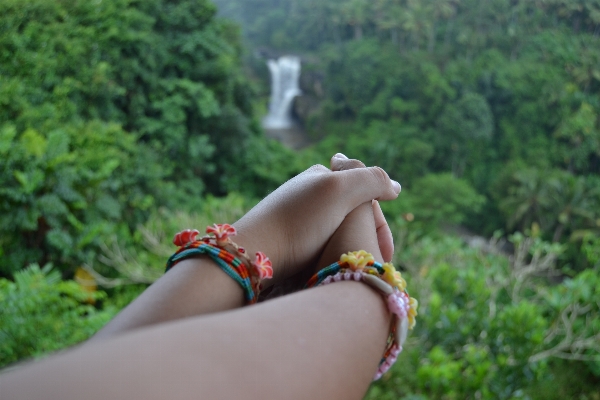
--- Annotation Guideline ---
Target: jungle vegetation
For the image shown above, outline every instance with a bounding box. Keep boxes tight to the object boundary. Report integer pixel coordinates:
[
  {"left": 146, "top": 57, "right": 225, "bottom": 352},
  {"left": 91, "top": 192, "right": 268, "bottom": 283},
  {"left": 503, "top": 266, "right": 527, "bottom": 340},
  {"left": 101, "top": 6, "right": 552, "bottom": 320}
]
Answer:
[{"left": 1, "top": 0, "right": 599, "bottom": 398}]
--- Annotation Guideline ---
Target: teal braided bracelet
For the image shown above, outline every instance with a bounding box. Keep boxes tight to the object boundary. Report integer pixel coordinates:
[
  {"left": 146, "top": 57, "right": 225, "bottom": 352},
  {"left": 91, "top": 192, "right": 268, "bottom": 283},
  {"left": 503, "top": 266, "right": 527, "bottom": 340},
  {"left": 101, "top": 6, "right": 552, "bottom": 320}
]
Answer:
[
  {"left": 166, "top": 225, "right": 273, "bottom": 305},
  {"left": 166, "top": 242, "right": 255, "bottom": 303}
]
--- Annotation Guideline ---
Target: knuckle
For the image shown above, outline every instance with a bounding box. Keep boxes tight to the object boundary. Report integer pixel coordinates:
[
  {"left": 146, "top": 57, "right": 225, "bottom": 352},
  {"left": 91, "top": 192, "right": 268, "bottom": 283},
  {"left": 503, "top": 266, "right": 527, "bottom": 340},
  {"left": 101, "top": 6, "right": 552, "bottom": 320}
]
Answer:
[
  {"left": 320, "top": 170, "right": 344, "bottom": 192},
  {"left": 340, "top": 159, "right": 366, "bottom": 170},
  {"left": 308, "top": 164, "right": 329, "bottom": 174},
  {"left": 369, "top": 166, "right": 390, "bottom": 187}
]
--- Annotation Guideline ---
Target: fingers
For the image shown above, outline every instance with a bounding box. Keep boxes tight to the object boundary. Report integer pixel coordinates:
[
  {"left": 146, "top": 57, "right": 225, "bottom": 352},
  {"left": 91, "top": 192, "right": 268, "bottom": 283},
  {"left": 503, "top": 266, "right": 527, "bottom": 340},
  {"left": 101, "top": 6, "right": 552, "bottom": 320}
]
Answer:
[
  {"left": 333, "top": 166, "right": 401, "bottom": 214},
  {"left": 330, "top": 153, "right": 395, "bottom": 262},
  {"left": 343, "top": 202, "right": 382, "bottom": 259},
  {"left": 373, "top": 200, "right": 394, "bottom": 262},
  {"left": 330, "top": 153, "right": 401, "bottom": 204},
  {"left": 330, "top": 153, "right": 365, "bottom": 171},
  {"left": 233, "top": 153, "right": 400, "bottom": 281},
  {"left": 316, "top": 201, "right": 383, "bottom": 270}
]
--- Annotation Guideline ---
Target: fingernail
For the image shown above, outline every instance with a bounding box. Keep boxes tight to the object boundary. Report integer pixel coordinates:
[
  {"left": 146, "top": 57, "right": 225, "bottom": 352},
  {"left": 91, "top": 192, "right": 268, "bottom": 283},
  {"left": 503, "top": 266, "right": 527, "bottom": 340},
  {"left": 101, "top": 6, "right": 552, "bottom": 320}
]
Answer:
[
  {"left": 392, "top": 180, "right": 401, "bottom": 194},
  {"left": 333, "top": 153, "right": 348, "bottom": 159}
]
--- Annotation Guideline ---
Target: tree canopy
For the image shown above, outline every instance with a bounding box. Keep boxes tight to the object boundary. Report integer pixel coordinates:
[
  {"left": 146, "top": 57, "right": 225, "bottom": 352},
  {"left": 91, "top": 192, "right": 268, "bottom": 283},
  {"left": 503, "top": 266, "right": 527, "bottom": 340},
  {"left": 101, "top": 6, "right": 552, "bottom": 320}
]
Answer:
[
  {"left": 216, "top": 0, "right": 600, "bottom": 259},
  {"left": 0, "top": 0, "right": 302, "bottom": 276}
]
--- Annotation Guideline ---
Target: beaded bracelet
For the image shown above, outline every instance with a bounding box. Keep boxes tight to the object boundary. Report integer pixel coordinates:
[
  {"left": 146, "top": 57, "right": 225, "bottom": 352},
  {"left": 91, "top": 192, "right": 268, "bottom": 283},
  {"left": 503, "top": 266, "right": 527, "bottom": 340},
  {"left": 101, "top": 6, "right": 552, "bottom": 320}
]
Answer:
[
  {"left": 304, "top": 250, "right": 418, "bottom": 380},
  {"left": 166, "top": 224, "right": 273, "bottom": 304}
]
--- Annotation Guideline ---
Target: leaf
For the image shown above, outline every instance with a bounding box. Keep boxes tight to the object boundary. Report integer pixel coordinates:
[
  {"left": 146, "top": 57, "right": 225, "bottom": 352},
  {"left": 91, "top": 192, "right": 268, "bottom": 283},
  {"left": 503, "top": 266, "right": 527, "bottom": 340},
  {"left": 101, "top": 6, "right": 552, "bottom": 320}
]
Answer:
[
  {"left": 76, "top": 223, "right": 107, "bottom": 249},
  {"left": 66, "top": 213, "right": 85, "bottom": 231},
  {"left": 13, "top": 170, "right": 29, "bottom": 187},
  {"left": 20, "top": 129, "right": 47, "bottom": 158},
  {"left": 95, "top": 193, "right": 122, "bottom": 219},
  {"left": 13, "top": 169, "right": 45, "bottom": 193},
  {"left": 46, "top": 229, "right": 74, "bottom": 252},
  {"left": 97, "top": 159, "right": 120, "bottom": 179},
  {"left": 0, "top": 124, "right": 17, "bottom": 155},
  {"left": 45, "top": 129, "right": 71, "bottom": 164},
  {"left": 37, "top": 194, "right": 69, "bottom": 217}
]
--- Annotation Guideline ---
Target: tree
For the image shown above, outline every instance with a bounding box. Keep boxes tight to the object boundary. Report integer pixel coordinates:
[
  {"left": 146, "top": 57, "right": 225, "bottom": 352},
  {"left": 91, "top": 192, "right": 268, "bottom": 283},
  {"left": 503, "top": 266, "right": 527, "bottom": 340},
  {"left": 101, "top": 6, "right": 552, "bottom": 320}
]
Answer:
[
  {"left": 498, "top": 168, "right": 555, "bottom": 232},
  {"left": 0, "top": 0, "right": 261, "bottom": 275}
]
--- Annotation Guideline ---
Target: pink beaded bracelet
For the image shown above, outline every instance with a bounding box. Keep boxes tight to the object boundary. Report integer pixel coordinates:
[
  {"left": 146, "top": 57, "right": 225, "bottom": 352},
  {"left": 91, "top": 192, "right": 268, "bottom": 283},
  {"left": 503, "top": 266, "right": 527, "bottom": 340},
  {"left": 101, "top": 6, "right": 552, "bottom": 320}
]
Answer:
[{"left": 305, "top": 250, "right": 418, "bottom": 380}]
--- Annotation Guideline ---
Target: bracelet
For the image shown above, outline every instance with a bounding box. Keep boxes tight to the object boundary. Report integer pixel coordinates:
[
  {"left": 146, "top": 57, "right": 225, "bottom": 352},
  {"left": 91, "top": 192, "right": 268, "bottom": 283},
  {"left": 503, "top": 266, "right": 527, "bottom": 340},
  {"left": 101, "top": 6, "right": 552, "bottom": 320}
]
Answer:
[
  {"left": 165, "top": 224, "right": 273, "bottom": 304},
  {"left": 304, "top": 250, "right": 418, "bottom": 380}
]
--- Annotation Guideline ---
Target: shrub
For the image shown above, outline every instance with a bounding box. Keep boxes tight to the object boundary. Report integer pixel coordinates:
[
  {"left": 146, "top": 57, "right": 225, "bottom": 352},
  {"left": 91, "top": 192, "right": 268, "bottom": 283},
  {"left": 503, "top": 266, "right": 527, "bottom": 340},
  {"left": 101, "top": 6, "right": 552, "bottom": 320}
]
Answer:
[
  {"left": 366, "top": 233, "right": 600, "bottom": 399},
  {"left": 0, "top": 264, "right": 114, "bottom": 368}
]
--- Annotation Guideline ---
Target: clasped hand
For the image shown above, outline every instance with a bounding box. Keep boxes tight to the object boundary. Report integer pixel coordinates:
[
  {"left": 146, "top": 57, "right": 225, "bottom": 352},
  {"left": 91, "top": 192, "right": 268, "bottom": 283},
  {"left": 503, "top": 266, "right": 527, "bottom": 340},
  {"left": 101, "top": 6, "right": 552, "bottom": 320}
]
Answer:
[
  {"left": 233, "top": 154, "right": 401, "bottom": 288},
  {"left": 89, "top": 153, "right": 401, "bottom": 340}
]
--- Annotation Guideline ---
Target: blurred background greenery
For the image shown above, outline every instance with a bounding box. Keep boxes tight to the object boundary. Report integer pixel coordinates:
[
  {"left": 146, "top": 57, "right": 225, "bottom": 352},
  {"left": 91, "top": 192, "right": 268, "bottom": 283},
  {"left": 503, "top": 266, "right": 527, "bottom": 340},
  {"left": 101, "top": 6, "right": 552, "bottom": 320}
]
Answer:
[{"left": 0, "top": 0, "right": 599, "bottom": 398}]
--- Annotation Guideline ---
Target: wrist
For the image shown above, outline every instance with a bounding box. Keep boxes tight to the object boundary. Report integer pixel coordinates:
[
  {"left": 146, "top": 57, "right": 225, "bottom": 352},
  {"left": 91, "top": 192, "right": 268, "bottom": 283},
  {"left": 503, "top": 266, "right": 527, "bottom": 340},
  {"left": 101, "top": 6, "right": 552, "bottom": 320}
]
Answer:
[
  {"left": 170, "top": 256, "right": 246, "bottom": 308},
  {"left": 305, "top": 250, "right": 418, "bottom": 380},
  {"left": 231, "top": 225, "right": 280, "bottom": 289},
  {"left": 92, "top": 255, "right": 245, "bottom": 340},
  {"left": 169, "top": 224, "right": 274, "bottom": 303}
]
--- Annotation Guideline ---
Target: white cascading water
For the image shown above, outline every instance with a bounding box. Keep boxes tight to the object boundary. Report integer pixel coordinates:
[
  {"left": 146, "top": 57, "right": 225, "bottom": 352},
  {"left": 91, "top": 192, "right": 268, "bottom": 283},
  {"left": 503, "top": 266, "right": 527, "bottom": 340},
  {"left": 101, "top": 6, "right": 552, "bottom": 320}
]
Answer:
[{"left": 263, "top": 56, "right": 301, "bottom": 129}]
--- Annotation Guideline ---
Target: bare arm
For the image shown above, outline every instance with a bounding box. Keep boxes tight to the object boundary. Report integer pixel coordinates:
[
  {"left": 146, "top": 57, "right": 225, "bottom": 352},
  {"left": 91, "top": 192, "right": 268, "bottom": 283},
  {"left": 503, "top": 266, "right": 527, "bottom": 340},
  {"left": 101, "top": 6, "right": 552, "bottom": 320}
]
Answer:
[
  {"left": 1, "top": 281, "right": 390, "bottom": 400},
  {"left": 91, "top": 257, "right": 245, "bottom": 340},
  {"left": 92, "top": 157, "right": 400, "bottom": 339},
  {"left": 1, "top": 166, "right": 396, "bottom": 399}
]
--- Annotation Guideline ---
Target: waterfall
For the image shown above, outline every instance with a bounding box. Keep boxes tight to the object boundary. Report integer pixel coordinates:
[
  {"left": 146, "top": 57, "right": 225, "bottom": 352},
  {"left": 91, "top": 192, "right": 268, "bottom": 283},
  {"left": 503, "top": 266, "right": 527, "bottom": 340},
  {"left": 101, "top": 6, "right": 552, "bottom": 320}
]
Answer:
[{"left": 263, "top": 56, "right": 301, "bottom": 130}]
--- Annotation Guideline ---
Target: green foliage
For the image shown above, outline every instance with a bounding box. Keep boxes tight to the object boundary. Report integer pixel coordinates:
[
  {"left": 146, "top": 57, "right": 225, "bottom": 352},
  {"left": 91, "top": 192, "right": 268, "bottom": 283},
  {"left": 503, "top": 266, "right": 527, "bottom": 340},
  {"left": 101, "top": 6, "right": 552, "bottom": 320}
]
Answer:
[
  {"left": 87, "top": 193, "right": 253, "bottom": 286},
  {"left": 554, "top": 102, "right": 600, "bottom": 174},
  {"left": 0, "top": 0, "right": 273, "bottom": 276},
  {"left": 0, "top": 264, "right": 113, "bottom": 368},
  {"left": 582, "top": 235, "right": 600, "bottom": 268},
  {"left": 411, "top": 239, "right": 547, "bottom": 399},
  {"left": 365, "top": 234, "right": 600, "bottom": 399},
  {"left": 0, "top": 120, "right": 161, "bottom": 276},
  {"left": 380, "top": 173, "right": 485, "bottom": 233},
  {"left": 435, "top": 92, "right": 494, "bottom": 176},
  {"left": 495, "top": 167, "right": 600, "bottom": 245},
  {"left": 0, "top": 0, "right": 257, "bottom": 194},
  {"left": 220, "top": 135, "right": 306, "bottom": 195},
  {"left": 315, "top": 119, "right": 434, "bottom": 186},
  {"left": 216, "top": 0, "right": 600, "bottom": 254}
]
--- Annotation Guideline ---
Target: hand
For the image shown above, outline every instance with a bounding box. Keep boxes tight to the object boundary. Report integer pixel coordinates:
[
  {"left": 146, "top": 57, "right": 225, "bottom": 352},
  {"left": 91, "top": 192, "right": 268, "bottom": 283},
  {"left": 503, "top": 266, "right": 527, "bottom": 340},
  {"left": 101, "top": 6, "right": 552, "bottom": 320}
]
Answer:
[
  {"left": 329, "top": 153, "right": 395, "bottom": 263},
  {"left": 315, "top": 153, "right": 396, "bottom": 270},
  {"left": 315, "top": 201, "right": 382, "bottom": 271},
  {"left": 233, "top": 156, "right": 401, "bottom": 286}
]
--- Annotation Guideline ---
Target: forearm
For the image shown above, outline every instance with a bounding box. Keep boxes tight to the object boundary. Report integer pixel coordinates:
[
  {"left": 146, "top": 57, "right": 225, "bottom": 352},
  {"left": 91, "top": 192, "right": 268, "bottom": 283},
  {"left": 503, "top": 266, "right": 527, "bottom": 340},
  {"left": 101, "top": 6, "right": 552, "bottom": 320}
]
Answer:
[
  {"left": 91, "top": 256, "right": 245, "bottom": 340},
  {"left": 1, "top": 281, "right": 390, "bottom": 400}
]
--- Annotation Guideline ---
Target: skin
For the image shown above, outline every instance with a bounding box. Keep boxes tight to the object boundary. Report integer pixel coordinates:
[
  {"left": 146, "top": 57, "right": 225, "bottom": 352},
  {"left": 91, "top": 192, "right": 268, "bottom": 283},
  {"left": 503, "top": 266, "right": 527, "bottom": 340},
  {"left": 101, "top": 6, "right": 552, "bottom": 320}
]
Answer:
[
  {"left": 232, "top": 158, "right": 400, "bottom": 280},
  {"left": 92, "top": 155, "right": 399, "bottom": 338},
  {"left": 0, "top": 155, "right": 401, "bottom": 400},
  {"left": 0, "top": 282, "right": 390, "bottom": 400},
  {"left": 323, "top": 153, "right": 395, "bottom": 267}
]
